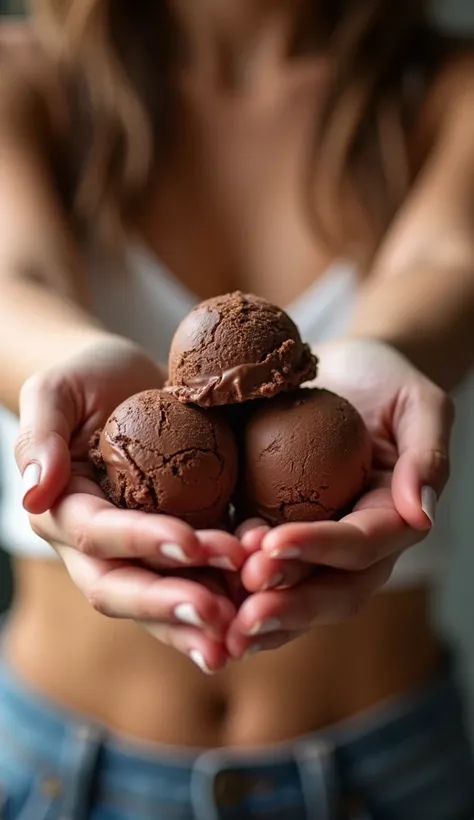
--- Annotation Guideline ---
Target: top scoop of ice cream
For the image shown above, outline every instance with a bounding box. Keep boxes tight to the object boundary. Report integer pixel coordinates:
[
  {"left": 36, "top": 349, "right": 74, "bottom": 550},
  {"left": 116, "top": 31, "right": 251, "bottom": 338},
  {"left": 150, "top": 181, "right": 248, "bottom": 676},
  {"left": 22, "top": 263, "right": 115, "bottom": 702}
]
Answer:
[
  {"left": 89, "top": 390, "right": 238, "bottom": 529},
  {"left": 168, "top": 291, "right": 317, "bottom": 406},
  {"left": 241, "top": 388, "right": 372, "bottom": 525}
]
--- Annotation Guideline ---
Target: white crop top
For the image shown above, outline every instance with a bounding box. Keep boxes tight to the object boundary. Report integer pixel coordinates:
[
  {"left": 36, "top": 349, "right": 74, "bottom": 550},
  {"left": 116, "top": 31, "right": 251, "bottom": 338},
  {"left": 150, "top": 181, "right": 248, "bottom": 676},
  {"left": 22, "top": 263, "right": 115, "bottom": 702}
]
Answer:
[{"left": 0, "top": 241, "right": 458, "bottom": 589}]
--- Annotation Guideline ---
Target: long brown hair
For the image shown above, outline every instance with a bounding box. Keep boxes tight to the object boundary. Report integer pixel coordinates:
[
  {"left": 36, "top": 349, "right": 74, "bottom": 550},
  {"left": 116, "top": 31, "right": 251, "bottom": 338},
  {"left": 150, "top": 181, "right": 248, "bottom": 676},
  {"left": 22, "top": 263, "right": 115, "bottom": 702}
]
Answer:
[{"left": 32, "top": 0, "right": 443, "bottom": 250}]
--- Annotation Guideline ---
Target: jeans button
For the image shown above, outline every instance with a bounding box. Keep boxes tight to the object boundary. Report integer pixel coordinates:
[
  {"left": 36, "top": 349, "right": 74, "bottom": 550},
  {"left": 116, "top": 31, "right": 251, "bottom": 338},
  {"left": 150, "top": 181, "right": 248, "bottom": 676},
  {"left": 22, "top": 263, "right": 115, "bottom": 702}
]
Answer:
[{"left": 214, "top": 770, "right": 249, "bottom": 806}]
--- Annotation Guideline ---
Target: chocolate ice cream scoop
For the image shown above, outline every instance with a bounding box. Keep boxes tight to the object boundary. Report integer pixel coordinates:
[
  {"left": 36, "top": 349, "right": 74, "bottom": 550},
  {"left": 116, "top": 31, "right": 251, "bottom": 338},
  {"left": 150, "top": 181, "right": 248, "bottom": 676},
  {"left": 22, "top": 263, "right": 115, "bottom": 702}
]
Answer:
[
  {"left": 168, "top": 291, "right": 317, "bottom": 406},
  {"left": 241, "top": 389, "right": 372, "bottom": 525},
  {"left": 89, "top": 390, "right": 238, "bottom": 529}
]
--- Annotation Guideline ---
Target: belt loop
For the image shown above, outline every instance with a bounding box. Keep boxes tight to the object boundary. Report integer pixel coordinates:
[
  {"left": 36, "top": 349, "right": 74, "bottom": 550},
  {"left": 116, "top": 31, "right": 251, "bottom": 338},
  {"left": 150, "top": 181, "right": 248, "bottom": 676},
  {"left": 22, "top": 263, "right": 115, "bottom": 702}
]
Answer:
[
  {"left": 59, "top": 722, "right": 103, "bottom": 820},
  {"left": 293, "top": 736, "right": 338, "bottom": 820}
]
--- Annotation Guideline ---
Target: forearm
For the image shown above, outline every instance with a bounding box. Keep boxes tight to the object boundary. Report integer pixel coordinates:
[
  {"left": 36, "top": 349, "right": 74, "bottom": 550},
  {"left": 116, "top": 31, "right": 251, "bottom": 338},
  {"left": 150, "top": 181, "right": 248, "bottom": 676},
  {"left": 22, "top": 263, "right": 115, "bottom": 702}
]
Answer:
[
  {"left": 348, "top": 264, "right": 474, "bottom": 392},
  {"left": 0, "top": 276, "right": 111, "bottom": 413}
]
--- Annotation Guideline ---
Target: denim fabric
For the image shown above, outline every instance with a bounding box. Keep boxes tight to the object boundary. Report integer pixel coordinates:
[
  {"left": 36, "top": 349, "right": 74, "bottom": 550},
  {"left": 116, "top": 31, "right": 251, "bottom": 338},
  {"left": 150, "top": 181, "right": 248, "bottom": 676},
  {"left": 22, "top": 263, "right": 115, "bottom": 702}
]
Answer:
[{"left": 0, "top": 647, "right": 473, "bottom": 820}]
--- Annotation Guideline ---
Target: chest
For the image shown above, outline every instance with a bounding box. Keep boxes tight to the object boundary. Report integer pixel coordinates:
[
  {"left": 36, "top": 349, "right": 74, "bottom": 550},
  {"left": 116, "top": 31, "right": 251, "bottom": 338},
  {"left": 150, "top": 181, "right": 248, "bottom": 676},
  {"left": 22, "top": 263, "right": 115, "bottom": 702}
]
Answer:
[{"left": 138, "top": 72, "right": 334, "bottom": 307}]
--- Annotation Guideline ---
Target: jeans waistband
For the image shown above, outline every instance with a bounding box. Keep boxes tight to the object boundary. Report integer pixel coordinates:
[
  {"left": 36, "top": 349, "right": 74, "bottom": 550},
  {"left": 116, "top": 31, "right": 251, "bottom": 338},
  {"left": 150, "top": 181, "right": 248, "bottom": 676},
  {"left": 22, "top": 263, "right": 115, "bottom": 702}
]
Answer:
[{"left": 0, "top": 640, "right": 462, "bottom": 777}]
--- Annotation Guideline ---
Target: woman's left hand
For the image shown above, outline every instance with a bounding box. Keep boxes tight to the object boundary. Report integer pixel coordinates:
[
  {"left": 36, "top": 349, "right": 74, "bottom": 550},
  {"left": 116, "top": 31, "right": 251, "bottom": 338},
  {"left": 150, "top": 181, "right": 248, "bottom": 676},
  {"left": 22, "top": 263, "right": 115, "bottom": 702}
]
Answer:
[{"left": 226, "top": 339, "right": 454, "bottom": 660}]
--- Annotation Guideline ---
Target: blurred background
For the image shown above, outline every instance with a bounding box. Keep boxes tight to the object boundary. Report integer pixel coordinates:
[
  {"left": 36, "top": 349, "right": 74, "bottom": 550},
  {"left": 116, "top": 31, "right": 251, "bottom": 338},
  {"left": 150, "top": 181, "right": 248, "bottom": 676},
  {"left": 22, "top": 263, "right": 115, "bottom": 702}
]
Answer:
[{"left": 0, "top": 0, "right": 474, "bottom": 739}]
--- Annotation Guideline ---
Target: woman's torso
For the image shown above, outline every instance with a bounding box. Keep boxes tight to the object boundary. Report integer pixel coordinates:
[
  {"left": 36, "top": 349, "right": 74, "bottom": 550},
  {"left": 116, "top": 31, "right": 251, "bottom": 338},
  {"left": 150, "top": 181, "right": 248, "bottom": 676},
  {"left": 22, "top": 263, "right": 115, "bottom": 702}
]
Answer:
[{"left": 1, "top": 36, "right": 448, "bottom": 747}]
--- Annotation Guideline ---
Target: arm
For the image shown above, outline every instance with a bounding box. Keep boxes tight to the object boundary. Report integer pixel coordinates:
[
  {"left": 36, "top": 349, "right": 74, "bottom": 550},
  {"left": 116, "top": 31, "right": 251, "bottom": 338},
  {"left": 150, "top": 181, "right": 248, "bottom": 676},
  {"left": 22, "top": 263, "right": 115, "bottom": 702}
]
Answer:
[
  {"left": 0, "top": 61, "right": 241, "bottom": 673},
  {"left": 349, "top": 60, "right": 474, "bottom": 392},
  {"left": 0, "top": 60, "right": 113, "bottom": 413}
]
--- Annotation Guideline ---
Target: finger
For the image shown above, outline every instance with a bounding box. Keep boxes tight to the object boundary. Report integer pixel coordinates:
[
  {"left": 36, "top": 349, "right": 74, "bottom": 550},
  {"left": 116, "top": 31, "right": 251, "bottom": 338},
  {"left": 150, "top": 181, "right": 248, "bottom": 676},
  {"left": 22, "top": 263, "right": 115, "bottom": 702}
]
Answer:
[
  {"left": 139, "top": 622, "right": 229, "bottom": 674},
  {"left": 195, "top": 530, "right": 247, "bottom": 571},
  {"left": 16, "top": 374, "right": 74, "bottom": 514},
  {"left": 392, "top": 384, "right": 453, "bottom": 530},
  {"left": 235, "top": 518, "right": 271, "bottom": 555},
  {"left": 228, "top": 557, "right": 396, "bottom": 653},
  {"left": 33, "top": 478, "right": 204, "bottom": 563},
  {"left": 240, "top": 550, "right": 313, "bottom": 593},
  {"left": 57, "top": 545, "right": 234, "bottom": 636},
  {"left": 261, "top": 500, "right": 419, "bottom": 571}
]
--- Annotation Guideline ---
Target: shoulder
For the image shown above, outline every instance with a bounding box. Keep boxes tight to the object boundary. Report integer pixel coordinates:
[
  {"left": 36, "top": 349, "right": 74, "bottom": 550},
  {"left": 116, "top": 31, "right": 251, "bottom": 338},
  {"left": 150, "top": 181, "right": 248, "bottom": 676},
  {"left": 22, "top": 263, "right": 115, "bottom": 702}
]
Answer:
[{"left": 0, "top": 21, "right": 68, "bottom": 143}]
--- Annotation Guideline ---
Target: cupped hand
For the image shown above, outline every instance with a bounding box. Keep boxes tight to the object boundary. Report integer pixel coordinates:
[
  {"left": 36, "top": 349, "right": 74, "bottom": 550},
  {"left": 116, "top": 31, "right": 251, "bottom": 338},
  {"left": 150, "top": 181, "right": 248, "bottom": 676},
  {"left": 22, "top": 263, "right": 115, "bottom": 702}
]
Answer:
[
  {"left": 227, "top": 339, "right": 454, "bottom": 659},
  {"left": 15, "top": 336, "right": 246, "bottom": 672}
]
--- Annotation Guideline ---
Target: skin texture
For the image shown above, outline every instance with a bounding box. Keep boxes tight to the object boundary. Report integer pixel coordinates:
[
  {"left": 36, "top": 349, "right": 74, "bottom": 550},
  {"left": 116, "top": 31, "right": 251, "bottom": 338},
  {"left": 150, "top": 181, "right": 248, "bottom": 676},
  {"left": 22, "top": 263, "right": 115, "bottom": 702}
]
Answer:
[{"left": 0, "top": 9, "right": 473, "bottom": 747}]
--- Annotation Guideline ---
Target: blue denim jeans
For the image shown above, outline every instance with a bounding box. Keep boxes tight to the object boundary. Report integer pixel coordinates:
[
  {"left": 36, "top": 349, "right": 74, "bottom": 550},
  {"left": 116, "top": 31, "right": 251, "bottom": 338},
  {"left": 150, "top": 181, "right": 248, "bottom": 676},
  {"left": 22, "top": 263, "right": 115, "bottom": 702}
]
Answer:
[{"left": 0, "top": 645, "right": 473, "bottom": 820}]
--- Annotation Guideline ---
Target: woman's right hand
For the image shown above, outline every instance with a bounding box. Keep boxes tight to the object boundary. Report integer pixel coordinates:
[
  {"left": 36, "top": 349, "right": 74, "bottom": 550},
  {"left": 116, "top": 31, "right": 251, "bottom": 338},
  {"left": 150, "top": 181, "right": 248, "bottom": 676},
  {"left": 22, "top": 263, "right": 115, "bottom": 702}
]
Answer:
[{"left": 14, "top": 335, "right": 245, "bottom": 673}]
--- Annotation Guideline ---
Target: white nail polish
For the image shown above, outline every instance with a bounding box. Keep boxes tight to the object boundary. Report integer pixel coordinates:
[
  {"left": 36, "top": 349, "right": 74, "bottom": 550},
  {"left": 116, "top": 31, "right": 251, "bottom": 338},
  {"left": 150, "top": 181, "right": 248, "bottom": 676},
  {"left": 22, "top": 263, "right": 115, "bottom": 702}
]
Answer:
[
  {"left": 160, "top": 543, "right": 192, "bottom": 564},
  {"left": 263, "top": 573, "right": 284, "bottom": 590},
  {"left": 189, "top": 650, "right": 214, "bottom": 675},
  {"left": 248, "top": 618, "right": 281, "bottom": 636},
  {"left": 174, "top": 604, "right": 205, "bottom": 628},
  {"left": 208, "top": 556, "right": 235, "bottom": 571},
  {"left": 270, "top": 547, "right": 300, "bottom": 560},
  {"left": 22, "top": 463, "right": 41, "bottom": 499},
  {"left": 421, "top": 486, "right": 437, "bottom": 527}
]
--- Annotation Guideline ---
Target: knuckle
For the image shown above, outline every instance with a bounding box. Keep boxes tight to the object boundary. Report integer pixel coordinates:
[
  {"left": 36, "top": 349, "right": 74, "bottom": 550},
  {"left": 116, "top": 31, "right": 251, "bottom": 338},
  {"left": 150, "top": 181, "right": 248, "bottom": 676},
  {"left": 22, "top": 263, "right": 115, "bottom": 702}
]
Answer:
[
  {"left": 73, "top": 526, "right": 96, "bottom": 557},
  {"left": 14, "top": 429, "right": 35, "bottom": 467},
  {"left": 120, "top": 527, "right": 144, "bottom": 558},
  {"left": 85, "top": 584, "right": 111, "bottom": 616}
]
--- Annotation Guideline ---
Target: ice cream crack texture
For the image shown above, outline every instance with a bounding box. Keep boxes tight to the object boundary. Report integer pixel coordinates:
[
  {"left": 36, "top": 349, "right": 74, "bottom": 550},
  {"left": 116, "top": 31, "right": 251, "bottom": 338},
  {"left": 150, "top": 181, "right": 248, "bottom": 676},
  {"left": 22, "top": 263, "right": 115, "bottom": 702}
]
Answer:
[{"left": 89, "top": 293, "right": 371, "bottom": 528}]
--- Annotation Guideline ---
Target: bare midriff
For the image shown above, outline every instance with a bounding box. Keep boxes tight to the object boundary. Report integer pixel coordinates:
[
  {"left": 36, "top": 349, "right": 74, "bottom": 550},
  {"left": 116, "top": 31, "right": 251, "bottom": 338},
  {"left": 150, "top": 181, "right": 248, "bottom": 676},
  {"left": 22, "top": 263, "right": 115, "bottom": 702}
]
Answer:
[{"left": 3, "top": 557, "right": 443, "bottom": 749}]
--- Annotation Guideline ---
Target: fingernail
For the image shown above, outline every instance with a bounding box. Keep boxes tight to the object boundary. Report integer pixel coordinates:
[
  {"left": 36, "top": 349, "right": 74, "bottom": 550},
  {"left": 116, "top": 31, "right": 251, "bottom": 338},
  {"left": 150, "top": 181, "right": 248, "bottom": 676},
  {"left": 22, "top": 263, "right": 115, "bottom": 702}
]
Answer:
[
  {"left": 174, "top": 604, "right": 205, "bottom": 628},
  {"left": 22, "top": 463, "right": 41, "bottom": 501},
  {"left": 189, "top": 650, "right": 215, "bottom": 675},
  {"left": 248, "top": 618, "right": 281, "bottom": 636},
  {"left": 160, "top": 543, "right": 192, "bottom": 564},
  {"left": 244, "top": 644, "right": 262, "bottom": 659},
  {"left": 208, "top": 556, "right": 236, "bottom": 571},
  {"left": 269, "top": 546, "right": 300, "bottom": 559},
  {"left": 421, "top": 486, "right": 437, "bottom": 527},
  {"left": 263, "top": 573, "right": 284, "bottom": 590}
]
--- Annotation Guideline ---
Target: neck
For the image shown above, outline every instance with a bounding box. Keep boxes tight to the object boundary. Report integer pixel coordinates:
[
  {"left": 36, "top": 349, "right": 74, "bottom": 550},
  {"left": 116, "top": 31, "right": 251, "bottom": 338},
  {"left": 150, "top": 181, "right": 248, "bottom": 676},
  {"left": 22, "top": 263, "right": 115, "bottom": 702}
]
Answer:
[{"left": 169, "top": 0, "right": 317, "bottom": 88}]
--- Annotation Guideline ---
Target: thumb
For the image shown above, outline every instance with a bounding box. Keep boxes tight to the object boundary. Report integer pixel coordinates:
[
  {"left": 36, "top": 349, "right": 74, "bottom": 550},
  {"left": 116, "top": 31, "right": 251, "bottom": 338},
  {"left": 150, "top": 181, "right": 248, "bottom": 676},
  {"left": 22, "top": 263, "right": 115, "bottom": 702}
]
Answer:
[
  {"left": 391, "top": 384, "right": 454, "bottom": 531},
  {"left": 15, "top": 374, "right": 74, "bottom": 515}
]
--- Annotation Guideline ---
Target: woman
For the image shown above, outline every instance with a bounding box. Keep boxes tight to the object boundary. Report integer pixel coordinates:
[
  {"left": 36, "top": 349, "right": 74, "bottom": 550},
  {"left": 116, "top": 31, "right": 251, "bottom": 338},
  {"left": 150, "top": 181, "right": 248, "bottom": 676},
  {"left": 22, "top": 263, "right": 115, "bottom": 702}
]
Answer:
[{"left": 0, "top": 2, "right": 474, "bottom": 818}]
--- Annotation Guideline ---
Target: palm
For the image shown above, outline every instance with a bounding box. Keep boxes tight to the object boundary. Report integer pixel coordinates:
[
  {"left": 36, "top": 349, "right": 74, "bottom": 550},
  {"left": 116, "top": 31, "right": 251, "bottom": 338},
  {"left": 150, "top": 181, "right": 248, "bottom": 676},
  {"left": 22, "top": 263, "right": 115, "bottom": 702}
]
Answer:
[{"left": 315, "top": 339, "right": 406, "bottom": 475}]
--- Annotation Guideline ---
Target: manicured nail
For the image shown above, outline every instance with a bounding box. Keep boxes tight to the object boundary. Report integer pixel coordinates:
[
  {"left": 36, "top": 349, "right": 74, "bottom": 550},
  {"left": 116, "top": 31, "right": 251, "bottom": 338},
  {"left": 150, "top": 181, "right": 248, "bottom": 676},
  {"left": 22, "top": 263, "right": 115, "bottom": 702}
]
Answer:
[
  {"left": 269, "top": 546, "right": 300, "bottom": 559},
  {"left": 421, "top": 486, "right": 437, "bottom": 527},
  {"left": 174, "top": 604, "right": 205, "bottom": 628},
  {"left": 189, "top": 650, "right": 214, "bottom": 675},
  {"left": 244, "top": 644, "right": 262, "bottom": 659},
  {"left": 160, "top": 543, "right": 192, "bottom": 564},
  {"left": 263, "top": 573, "right": 284, "bottom": 590},
  {"left": 248, "top": 618, "right": 281, "bottom": 636},
  {"left": 208, "top": 556, "right": 236, "bottom": 571},
  {"left": 22, "top": 463, "right": 41, "bottom": 501}
]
